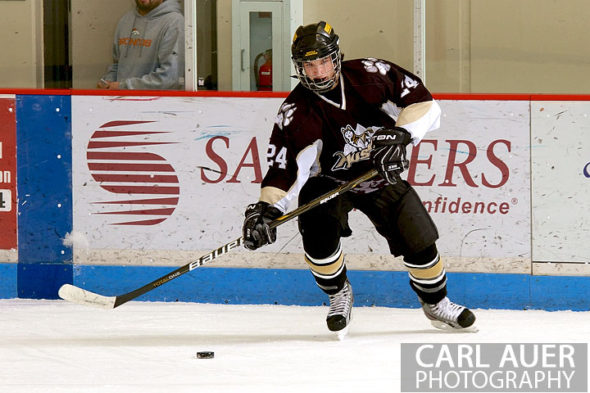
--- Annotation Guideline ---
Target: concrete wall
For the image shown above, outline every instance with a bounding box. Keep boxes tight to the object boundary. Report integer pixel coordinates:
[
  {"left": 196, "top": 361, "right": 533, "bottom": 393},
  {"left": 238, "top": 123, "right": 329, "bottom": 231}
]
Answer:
[
  {"left": 468, "top": 0, "right": 590, "bottom": 94},
  {"left": 1, "top": 0, "right": 590, "bottom": 92},
  {"left": 0, "top": 0, "right": 43, "bottom": 88}
]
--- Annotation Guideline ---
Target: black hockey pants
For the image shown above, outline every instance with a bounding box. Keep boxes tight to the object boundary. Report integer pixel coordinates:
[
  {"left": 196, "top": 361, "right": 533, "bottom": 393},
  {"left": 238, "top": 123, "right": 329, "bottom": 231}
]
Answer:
[{"left": 298, "top": 176, "right": 447, "bottom": 303}]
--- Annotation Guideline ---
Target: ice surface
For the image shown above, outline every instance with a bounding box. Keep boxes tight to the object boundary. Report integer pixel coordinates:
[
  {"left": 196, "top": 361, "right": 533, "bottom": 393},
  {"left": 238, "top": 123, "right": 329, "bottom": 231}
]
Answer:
[{"left": 1, "top": 299, "right": 589, "bottom": 393}]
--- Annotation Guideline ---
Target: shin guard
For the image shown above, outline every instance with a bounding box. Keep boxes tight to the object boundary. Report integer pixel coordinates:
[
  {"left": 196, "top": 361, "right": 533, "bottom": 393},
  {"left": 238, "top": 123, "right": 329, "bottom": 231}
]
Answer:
[
  {"left": 404, "top": 244, "right": 447, "bottom": 304},
  {"left": 305, "top": 242, "right": 347, "bottom": 295}
]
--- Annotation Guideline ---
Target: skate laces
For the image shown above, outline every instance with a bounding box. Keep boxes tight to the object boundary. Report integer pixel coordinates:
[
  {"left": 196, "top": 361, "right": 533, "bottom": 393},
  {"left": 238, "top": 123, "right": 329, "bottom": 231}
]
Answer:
[
  {"left": 428, "top": 297, "right": 465, "bottom": 322},
  {"left": 327, "top": 282, "right": 353, "bottom": 318}
]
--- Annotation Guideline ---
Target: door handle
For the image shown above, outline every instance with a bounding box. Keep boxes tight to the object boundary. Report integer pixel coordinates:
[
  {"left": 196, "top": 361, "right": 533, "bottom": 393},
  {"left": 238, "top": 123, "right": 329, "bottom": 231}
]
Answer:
[{"left": 241, "top": 49, "right": 245, "bottom": 71}]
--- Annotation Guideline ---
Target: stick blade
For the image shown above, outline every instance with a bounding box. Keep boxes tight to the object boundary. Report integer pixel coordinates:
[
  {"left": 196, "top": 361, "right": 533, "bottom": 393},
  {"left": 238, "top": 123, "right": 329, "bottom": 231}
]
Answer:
[{"left": 58, "top": 284, "right": 116, "bottom": 309}]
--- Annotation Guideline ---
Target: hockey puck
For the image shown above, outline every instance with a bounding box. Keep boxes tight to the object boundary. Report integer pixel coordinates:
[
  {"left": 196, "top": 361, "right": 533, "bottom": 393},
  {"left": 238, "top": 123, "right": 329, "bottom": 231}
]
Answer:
[{"left": 196, "top": 351, "right": 214, "bottom": 359}]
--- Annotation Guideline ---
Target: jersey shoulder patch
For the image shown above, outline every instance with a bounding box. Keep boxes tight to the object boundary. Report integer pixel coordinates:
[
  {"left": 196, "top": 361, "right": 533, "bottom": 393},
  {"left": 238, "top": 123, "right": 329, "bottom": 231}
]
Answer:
[
  {"left": 274, "top": 86, "right": 315, "bottom": 131},
  {"left": 343, "top": 58, "right": 392, "bottom": 80}
]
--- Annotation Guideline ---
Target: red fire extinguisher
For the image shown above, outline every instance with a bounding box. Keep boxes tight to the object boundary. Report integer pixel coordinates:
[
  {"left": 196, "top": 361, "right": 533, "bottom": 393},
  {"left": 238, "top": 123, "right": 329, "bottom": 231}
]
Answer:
[{"left": 254, "top": 49, "right": 272, "bottom": 91}]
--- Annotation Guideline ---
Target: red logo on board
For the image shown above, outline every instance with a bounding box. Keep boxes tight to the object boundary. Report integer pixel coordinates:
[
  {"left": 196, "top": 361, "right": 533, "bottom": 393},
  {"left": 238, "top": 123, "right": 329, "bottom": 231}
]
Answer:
[{"left": 87, "top": 120, "right": 179, "bottom": 225}]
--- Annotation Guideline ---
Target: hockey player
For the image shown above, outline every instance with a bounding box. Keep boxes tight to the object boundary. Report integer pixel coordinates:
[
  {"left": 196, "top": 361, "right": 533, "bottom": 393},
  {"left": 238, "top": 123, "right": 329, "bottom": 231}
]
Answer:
[{"left": 242, "top": 21, "right": 476, "bottom": 333}]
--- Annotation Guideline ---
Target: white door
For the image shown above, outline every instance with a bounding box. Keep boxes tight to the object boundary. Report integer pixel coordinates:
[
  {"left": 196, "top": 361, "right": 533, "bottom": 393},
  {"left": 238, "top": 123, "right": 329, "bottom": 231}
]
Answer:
[{"left": 233, "top": 1, "right": 284, "bottom": 91}]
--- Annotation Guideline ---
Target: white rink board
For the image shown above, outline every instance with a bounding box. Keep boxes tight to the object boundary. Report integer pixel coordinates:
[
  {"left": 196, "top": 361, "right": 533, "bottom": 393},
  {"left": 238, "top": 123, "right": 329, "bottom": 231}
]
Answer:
[
  {"left": 71, "top": 97, "right": 530, "bottom": 270},
  {"left": 71, "top": 96, "right": 285, "bottom": 255},
  {"left": 531, "top": 101, "right": 590, "bottom": 263},
  {"left": 414, "top": 101, "right": 531, "bottom": 261}
]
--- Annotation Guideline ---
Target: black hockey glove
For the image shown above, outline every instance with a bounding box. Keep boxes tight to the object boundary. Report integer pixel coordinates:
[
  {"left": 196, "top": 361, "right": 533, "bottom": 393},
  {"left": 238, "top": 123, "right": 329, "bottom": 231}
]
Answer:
[
  {"left": 370, "top": 127, "right": 413, "bottom": 184},
  {"left": 242, "top": 201, "right": 283, "bottom": 250}
]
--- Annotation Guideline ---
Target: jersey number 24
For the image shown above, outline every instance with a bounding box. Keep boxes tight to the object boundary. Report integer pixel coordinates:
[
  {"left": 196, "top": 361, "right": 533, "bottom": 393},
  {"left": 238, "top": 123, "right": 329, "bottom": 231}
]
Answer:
[{"left": 267, "top": 144, "right": 288, "bottom": 169}]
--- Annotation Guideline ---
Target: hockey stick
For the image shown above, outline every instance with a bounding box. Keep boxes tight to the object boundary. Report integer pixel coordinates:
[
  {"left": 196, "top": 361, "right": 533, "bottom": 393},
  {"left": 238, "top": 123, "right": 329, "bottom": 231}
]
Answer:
[{"left": 58, "top": 169, "right": 378, "bottom": 309}]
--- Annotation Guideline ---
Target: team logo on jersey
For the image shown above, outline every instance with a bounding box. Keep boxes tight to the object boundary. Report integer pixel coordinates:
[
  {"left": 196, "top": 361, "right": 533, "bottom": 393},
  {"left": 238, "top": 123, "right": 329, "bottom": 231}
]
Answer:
[
  {"left": 332, "top": 124, "right": 377, "bottom": 171},
  {"left": 275, "top": 102, "right": 297, "bottom": 130},
  {"left": 362, "top": 58, "right": 391, "bottom": 75}
]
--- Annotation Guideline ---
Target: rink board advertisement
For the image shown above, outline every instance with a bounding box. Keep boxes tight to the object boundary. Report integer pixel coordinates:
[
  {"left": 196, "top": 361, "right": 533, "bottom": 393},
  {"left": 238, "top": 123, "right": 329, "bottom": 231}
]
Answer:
[
  {"left": 71, "top": 96, "right": 530, "bottom": 270},
  {"left": 531, "top": 101, "right": 590, "bottom": 264},
  {"left": 0, "top": 96, "right": 17, "bottom": 254},
  {"left": 71, "top": 96, "right": 281, "bottom": 257},
  {"left": 410, "top": 101, "right": 530, "bottom": 264}
]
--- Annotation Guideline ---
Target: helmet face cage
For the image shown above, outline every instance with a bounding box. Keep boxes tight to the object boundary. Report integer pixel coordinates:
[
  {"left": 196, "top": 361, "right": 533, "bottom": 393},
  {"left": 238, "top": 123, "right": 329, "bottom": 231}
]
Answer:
[
  {"left": 291, "top": 21, "right": 341, "bottom": 93},
  {"left": 293, "top": 50, "right": 341, "bottom": 93}
]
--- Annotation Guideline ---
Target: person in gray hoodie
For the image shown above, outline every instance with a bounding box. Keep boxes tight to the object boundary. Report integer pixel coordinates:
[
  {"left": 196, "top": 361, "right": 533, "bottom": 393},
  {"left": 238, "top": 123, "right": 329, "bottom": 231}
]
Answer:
[{"left": 98, "top": 0, "right": 184, "bottom": 90}]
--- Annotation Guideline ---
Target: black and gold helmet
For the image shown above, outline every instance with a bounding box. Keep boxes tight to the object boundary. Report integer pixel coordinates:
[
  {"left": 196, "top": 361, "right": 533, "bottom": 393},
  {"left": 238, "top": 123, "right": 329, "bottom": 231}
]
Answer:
[{"left": 291, "top": 21, "right": 341, "bottom": 92}]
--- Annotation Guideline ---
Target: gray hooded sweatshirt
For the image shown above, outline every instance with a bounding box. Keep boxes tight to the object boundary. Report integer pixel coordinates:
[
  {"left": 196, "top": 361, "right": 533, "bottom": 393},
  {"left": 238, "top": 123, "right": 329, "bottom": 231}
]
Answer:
[{"left": 102, "top": 0, "right": 184, "bottom": 90}]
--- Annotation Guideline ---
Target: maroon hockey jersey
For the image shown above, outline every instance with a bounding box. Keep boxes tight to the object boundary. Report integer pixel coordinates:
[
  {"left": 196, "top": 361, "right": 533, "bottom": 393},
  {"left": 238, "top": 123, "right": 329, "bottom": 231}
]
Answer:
[{"left": 261, "top": 58, "right": 441, "bottom": 212}]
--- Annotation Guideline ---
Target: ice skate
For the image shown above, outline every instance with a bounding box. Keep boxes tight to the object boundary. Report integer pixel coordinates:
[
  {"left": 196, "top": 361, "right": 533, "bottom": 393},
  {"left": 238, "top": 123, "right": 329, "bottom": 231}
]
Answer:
[
  {"left": 326, "top": 280, "right": 353, "bottom": 335},
  {"left": 420, "top": 297, "right": 477, "bottom": 331}
]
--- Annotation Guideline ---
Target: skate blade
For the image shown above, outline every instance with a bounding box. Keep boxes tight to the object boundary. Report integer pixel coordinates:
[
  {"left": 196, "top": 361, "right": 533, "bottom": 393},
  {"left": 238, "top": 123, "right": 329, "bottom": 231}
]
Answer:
[
  {"left": 335, "top": 326, "right": 349, "bottom": 340},
  {"left": 430, "top": 320, "right": 479, "bottom": 333}
]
